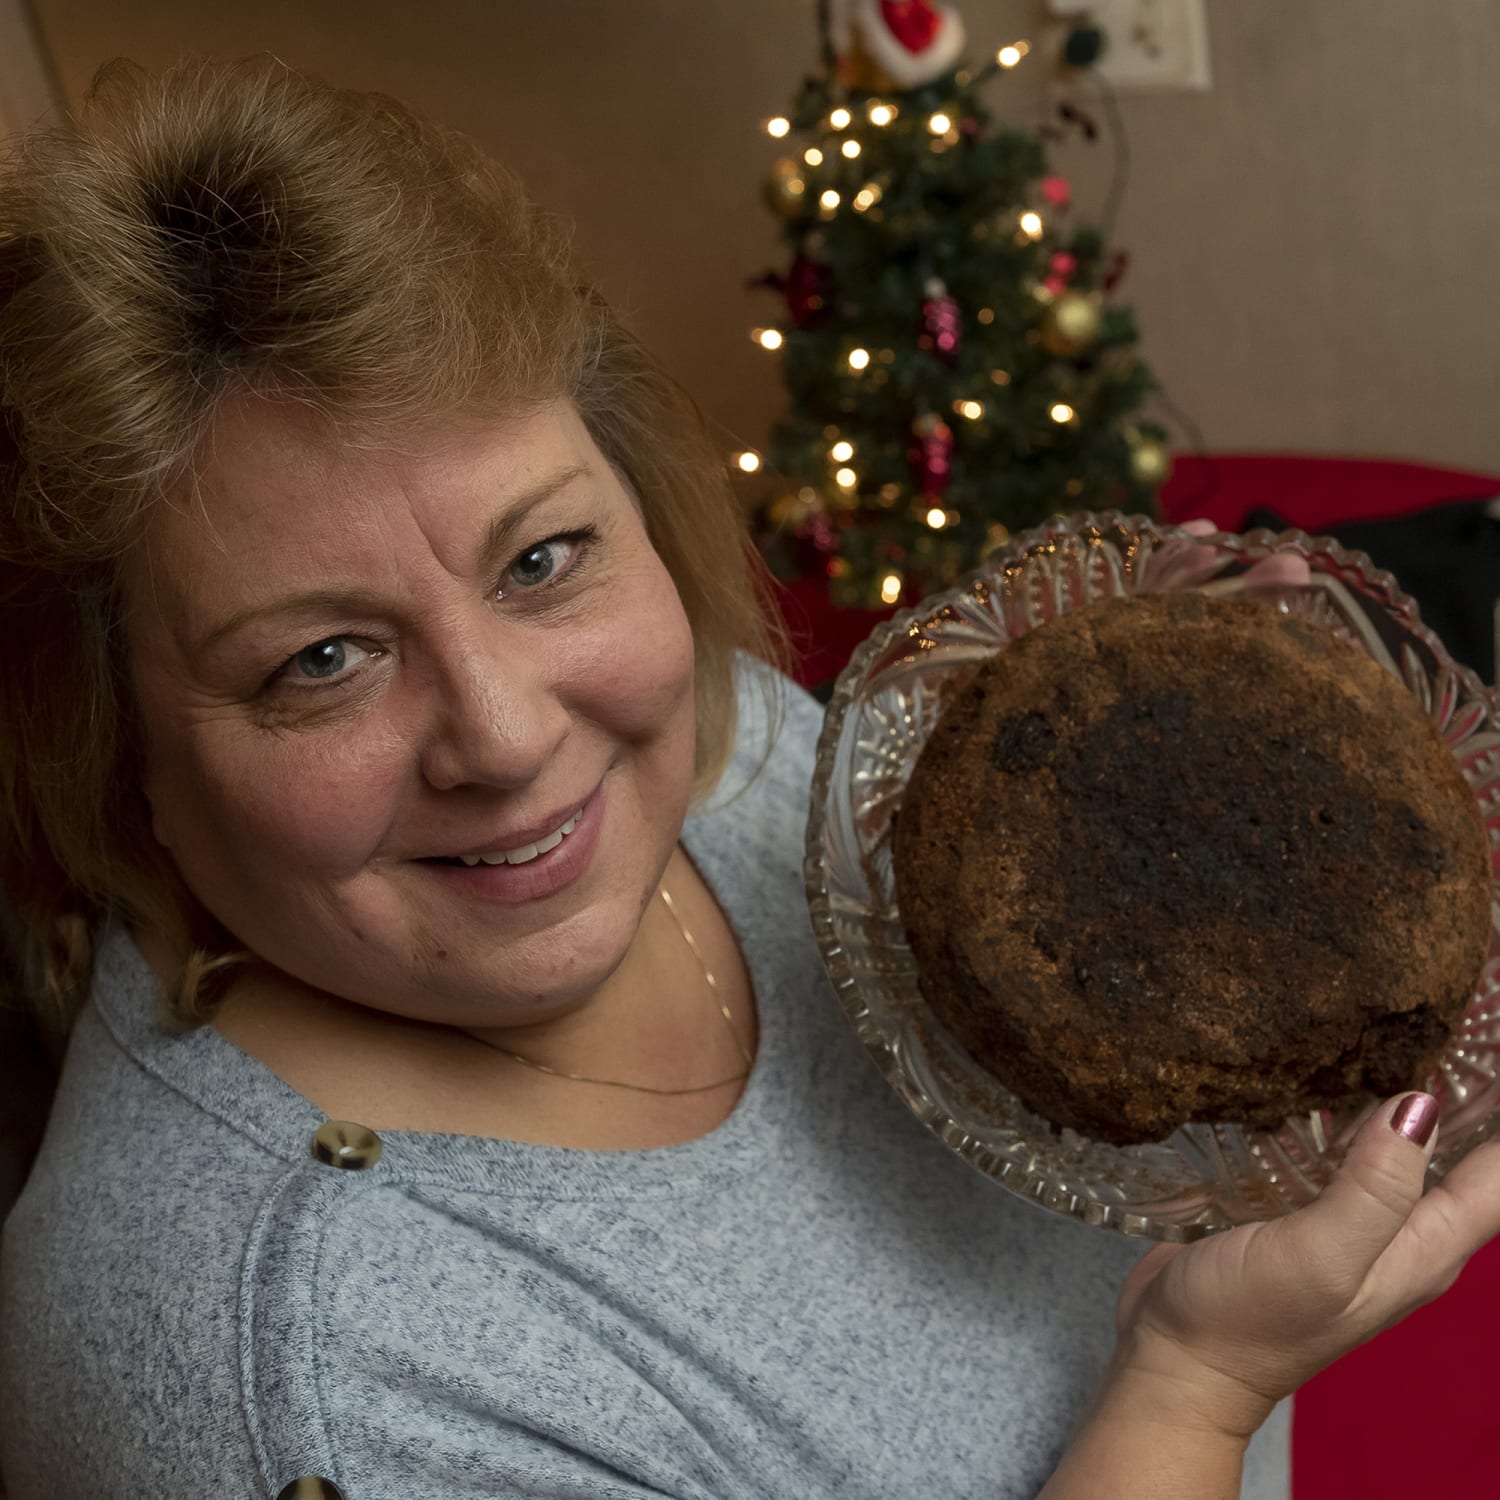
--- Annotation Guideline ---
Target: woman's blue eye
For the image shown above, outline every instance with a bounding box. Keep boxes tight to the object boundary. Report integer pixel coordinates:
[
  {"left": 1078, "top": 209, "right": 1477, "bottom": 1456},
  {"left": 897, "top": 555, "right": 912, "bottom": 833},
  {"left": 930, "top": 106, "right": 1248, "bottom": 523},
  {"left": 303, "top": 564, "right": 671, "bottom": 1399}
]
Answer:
[
  {"left": 286, "top": 637, "right": 372, "bottom": 684},
  {"left": 504, "top": 535, "right": 582, "bottom": 593}
]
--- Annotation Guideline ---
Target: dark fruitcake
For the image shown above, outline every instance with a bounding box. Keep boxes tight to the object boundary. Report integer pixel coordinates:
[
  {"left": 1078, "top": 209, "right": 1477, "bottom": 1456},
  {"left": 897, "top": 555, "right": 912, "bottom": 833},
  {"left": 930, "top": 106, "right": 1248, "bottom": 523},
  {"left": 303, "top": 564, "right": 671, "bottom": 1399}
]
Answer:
[{"left": 893, "top": 591, "right": 1492, "bottom": 1144}]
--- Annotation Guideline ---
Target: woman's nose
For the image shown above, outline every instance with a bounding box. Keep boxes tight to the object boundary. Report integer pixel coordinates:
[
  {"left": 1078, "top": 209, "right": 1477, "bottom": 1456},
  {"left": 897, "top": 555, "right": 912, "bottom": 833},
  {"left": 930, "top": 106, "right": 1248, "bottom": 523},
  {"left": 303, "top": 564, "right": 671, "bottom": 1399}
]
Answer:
[{"left": 417, "top": 626, "right": 569, "bottom": 793}]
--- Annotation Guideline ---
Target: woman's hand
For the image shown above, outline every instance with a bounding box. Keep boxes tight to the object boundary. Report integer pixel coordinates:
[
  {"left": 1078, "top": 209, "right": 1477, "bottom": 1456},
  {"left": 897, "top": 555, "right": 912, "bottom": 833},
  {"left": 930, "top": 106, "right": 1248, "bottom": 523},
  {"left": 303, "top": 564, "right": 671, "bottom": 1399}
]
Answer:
[
  {"left": 1041, "top": 1094, "right": 1500, "bottom": 1499},
  {"left": 1113, "top": 1091, "right": 1500, "bottom": 1434}
]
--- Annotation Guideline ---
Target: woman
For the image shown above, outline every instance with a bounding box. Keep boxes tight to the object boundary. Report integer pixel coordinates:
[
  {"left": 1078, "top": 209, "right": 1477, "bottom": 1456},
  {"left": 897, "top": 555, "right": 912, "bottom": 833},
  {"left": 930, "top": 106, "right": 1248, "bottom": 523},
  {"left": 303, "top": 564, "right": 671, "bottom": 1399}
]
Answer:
[{"left": 0, "top": 57, "right": 1495, "bottom": 1500}]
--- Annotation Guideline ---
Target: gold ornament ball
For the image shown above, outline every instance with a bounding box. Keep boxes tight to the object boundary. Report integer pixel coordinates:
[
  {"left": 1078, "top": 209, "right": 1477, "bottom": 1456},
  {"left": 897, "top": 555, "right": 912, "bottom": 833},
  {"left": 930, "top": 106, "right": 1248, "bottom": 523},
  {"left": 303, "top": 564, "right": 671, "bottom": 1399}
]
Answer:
[
  {"left": 1041, "top": 291, "right": 1102, "bottom": 357},
  {"left": 766, "top": 493, "right": 800, "bottom": 528},
  {"left": 767, "top": 488, "right": 821, "bottom": 528},
  {"left": 763, "top": 157, "right": 811, "bottom": 220},
  {"left": 1128, "top": 438, "right": 1172, "bottom": 487}
]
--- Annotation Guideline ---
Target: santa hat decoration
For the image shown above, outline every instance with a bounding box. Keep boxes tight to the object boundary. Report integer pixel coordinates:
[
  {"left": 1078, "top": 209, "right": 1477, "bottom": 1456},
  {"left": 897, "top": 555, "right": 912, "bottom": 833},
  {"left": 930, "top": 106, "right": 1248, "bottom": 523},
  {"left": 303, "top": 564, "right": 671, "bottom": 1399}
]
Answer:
[{"left": 829, "top": 0, "right": 968, "bottom": 92}]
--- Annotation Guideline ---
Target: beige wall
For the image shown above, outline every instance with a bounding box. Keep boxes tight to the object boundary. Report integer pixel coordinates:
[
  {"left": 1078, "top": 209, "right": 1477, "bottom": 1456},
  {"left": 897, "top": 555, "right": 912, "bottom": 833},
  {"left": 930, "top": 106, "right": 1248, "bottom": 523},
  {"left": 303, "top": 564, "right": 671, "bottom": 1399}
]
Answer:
[
  {"left": 1046, "top": 3, "right": 1500, "bottom": 475},
  {"left": 23, "top": 0, "right": 1500, "bottom": 475},
  {"left": 0, "top": 0, "right": 63, "bottom": 136}
]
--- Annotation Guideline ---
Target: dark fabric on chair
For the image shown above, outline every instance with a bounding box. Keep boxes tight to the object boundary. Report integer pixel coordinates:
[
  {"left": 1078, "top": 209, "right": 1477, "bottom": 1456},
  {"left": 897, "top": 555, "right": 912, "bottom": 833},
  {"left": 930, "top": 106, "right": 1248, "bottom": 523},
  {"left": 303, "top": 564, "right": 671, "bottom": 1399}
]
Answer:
[
  {"left": 0, "top": 919, "right": 57, "bottom": 1496},
  {"left": 0, "top": 896, "right": 57, "bottom": 1232},
  {"left": 0, "top": 1003, "right": 55, "bottom": 1227},
  {"left": 1244, "top": 498, "right": 1500, "bottom": 683}
]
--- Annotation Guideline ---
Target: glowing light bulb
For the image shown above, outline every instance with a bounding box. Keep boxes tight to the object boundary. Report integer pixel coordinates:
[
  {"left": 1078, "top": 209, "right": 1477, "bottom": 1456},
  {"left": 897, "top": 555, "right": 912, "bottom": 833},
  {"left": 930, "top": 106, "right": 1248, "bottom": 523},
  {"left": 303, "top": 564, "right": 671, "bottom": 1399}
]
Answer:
[
  {"left": 957, "top": 400, "right": 983, "bottom": 420},
  {"left": 868, "top": 102, "right": 895, "bottom": 126},
  {"left": 753, "top": 327, "right": 784, "bottom": 350},
  {"left": 880, "top": 573, "right": 903, "bottom": 604},
  {"left": 847, "top": 347, "right": 871, "bottom": 371},
  {"left": 835, "top": 466, "right": 858, "bottom": 488},
  {"left": 830, "top": 440, "right": 854, "bottom": 462},
  {"left": 1050, "top": 402, "right": 1076, "bottom": 424},
  {"left": 803, "top": 146, "right": 824, "bottom": 167},
  {"left": 819, "top": 188, "right": 841, "bottom": 210},
  {"left": 841, "top": 139, "right": 861, "bottom": 159},
  {"left": 925, "top": 507, "right": 947, "bottom": 529},
  {"left": 928, "top": 112, "right": 952, "bottom": 134},
  {"left": 1020, "top": 211, "right": 1044, "bottom": 238},
  {"left": 829, "top": 106, "right": 852, "bottom": 129},
  {"left": 997, "top": 44, "right": 1025, "bottom": 68},
  {"left": 736, "top": 451, "right": 762, "bottom": 473},
  {"left": 766, "top": 116, "right": 790, "bottom": 138}
]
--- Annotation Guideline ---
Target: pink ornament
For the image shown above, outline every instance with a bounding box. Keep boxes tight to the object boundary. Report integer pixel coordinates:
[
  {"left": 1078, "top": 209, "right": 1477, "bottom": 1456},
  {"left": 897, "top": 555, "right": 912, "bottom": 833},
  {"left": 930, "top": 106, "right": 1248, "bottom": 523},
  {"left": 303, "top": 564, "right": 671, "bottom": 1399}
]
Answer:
[
  {"left": 908, "top": 414, "right": 954, "bottom": 499},
  {"left": 1043, "top": 273, "right": 1069, "bottom": 297},
  {"left": 919, "top": 277, "right": 962, "bottom": 365},
  {"left": 784, "top": 254, "right": 833, "bottom": 330},
  {"left": 1049, "top": 251, "right": 1078, "bottom": 278},
  {"left": 1041, "top": 175, "right": 1072, "bottom": 207}
]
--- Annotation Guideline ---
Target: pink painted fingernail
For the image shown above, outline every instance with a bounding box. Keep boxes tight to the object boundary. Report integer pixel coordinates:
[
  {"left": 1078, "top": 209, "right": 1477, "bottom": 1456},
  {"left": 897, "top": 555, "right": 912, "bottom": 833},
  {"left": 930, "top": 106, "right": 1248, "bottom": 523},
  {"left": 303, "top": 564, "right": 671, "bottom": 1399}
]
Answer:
[{"left": 1390, "top": 1093, "right": 1439, "bottom": 1147}]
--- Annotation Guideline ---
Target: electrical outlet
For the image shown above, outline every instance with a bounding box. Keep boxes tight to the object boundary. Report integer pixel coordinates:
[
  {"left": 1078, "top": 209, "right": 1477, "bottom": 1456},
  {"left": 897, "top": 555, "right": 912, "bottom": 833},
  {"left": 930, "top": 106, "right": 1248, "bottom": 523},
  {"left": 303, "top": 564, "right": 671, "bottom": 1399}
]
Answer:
[{"left": 1087, "top": 0, "right": 1212, "bottom": 91}]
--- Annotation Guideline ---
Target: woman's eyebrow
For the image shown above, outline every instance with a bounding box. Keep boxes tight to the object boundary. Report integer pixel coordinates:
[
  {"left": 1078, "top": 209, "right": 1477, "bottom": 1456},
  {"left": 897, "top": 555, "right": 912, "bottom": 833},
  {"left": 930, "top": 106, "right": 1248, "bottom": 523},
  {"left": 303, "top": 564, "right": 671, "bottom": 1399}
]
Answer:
[
  {"left": 191, "top": 586, "right": 382, "bottom": 657},
  {"left": 189, "top": 462, "right": 592, "bottom": 655},
  {"left": 478, "top": 462, "right": 589, "bottom": 575}
]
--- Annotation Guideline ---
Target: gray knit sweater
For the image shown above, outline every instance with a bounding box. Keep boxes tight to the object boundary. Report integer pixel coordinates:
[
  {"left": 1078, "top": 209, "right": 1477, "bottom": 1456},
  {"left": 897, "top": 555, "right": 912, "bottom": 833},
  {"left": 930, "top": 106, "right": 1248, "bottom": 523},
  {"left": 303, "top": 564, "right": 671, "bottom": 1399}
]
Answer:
[{"left": 0, "top": 670, "right": 1288, "bottom": 1498}]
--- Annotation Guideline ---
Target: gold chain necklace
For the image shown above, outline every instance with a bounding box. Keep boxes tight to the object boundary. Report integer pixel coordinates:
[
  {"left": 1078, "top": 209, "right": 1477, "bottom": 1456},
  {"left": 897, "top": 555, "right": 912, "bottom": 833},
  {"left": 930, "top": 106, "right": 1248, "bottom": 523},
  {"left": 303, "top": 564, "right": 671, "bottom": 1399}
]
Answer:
[{"left": 475, "top": 886, "right": 754, "bottom": 1097}]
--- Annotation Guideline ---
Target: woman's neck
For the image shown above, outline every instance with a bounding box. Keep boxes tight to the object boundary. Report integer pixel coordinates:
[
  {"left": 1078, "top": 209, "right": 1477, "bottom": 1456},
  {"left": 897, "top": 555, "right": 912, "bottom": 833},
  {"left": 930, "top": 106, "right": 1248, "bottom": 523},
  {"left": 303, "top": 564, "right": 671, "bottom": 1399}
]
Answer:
[{"left": 191, "top": 845, "right": 759, "bottom": 1149}]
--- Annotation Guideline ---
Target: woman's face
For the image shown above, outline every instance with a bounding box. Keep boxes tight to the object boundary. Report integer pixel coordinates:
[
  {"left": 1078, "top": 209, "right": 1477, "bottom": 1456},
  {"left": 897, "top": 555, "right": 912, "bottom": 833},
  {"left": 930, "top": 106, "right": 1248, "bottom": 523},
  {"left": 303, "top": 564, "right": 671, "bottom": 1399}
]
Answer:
[{"left": 124, "top": 397, "right": 699, "bottom": 1026}]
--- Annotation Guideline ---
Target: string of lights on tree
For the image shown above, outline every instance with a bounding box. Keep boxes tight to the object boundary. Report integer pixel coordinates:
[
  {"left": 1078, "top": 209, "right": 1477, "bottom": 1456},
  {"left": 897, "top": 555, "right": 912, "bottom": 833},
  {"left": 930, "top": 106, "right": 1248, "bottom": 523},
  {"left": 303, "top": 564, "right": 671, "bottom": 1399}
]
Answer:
[{"left": 738, "top": 0, "right": 1170, "bottom": 609}]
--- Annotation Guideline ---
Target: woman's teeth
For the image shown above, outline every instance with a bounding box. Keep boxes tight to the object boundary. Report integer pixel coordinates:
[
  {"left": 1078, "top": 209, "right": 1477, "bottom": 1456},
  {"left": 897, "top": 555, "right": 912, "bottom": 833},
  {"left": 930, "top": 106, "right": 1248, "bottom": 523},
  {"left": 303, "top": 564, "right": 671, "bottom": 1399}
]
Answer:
[{"left": 456, "top": 811, "right": 581, "bottom": 867}]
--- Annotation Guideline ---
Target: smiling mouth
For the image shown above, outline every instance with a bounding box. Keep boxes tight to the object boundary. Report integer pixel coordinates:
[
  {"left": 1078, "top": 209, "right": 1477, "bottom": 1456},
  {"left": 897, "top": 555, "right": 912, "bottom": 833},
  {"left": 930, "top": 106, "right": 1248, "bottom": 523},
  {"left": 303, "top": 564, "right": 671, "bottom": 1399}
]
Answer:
[{"left": 426, "top": 809, "right": 584, "bottom": 868}]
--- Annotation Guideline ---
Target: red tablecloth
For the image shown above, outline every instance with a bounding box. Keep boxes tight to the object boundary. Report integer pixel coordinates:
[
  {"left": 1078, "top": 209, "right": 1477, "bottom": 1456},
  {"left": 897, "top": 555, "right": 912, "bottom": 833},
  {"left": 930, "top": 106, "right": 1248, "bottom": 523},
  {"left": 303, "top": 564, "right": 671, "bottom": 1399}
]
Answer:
[
  {"left": 777, "top": 454, "right": 1500, "bottom": 1500},
  {"left": 778, "top": 453, "right": 1500, "bottom": 691},
  {"left": 1159, "top": 451, "right": 1500, "bottom": 533}
]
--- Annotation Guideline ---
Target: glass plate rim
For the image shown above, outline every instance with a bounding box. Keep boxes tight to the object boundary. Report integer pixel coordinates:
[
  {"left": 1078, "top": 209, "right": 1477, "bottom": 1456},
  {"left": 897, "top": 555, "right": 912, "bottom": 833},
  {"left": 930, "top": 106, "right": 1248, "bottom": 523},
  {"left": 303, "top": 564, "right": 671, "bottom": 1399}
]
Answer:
[{"left": 802, "top": 508, "right": 1500, "bottom": 1242}]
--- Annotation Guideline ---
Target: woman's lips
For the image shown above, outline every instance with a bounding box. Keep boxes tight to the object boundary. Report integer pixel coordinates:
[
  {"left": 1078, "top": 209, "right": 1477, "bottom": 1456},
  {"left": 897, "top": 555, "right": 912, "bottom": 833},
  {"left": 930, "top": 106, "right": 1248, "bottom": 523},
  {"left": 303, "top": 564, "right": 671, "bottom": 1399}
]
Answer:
[{"left": 416, "top": 781, "right": 605, "bottom": 905}]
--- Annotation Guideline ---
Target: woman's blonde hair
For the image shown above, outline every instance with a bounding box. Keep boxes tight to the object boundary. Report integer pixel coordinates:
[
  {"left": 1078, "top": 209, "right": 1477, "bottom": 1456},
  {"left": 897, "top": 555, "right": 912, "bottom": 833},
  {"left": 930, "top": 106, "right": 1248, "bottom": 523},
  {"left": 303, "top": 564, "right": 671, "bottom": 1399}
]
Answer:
[{"left": 0, "top": 57, "right": 784, "bottom": 1032}]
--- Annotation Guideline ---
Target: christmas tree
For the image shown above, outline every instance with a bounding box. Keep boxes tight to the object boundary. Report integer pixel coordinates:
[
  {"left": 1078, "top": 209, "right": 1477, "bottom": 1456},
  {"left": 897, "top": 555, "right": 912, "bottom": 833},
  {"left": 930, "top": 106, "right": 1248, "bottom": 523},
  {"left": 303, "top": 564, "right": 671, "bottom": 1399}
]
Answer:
[{"left": 750, "top": 0, "right": 1169, "bottom": 608}]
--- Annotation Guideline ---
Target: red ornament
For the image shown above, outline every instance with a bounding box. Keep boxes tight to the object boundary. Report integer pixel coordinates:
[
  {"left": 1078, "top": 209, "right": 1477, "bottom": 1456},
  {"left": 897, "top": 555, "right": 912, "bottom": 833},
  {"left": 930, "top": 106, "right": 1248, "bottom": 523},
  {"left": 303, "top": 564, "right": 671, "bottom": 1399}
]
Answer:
[
  {"left": 784, "top": 254, "right": 833, "bottom": 329},
  {"left": 1043, "top": 272, "right": 1069, "bottom": 297},
  {"left": 1041, "top": 175, "right": 1072, "bottom": 208},
  {"left": 919, "top": 277, "right": 962, "bottom": 365},
  {"left": 1049, "top": 251, "right": 1078, "bottom": 278},
  {"left": 879, "top": 0, "right": 942, "bottom": 53},
  {"left": 960, "top": 115, "right": 980, "bottom": 142},
  {"left": 908, "top": 413, "right": 954, "bottom": 499},
  {"left": 1102, "top": 249, "right": 1131, "bottom": 293}
]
